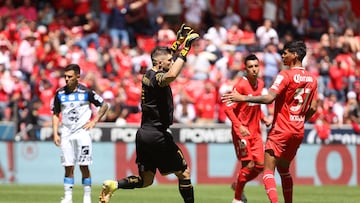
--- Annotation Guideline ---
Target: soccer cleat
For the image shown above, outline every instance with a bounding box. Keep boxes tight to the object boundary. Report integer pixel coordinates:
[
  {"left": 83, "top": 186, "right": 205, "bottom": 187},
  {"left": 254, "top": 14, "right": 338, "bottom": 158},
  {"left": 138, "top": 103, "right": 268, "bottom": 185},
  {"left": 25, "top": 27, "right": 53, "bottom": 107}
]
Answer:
[
  {"left": 99, "top": 180, "right": 118, "bottom": 203},
  {"left": 241, "top": 192, "right": 248, "bottom": 203},
  {"left": 230, "top": 182, "right": 247, "bottom": 203},
  {"left": 232, "top": 198, "right": 244, "bottom": 203},
  {"left": 60, "top": 197, "right": 73, "bottom": 203},
  {"left": 231, "top": 181, "right": 236, "bottom": 190}
]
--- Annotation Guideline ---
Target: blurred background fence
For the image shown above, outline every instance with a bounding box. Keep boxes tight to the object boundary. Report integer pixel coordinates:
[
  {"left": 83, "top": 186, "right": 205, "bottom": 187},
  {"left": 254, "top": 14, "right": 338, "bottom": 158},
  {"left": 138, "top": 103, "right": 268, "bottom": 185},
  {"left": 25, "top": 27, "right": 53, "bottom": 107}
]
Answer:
[{"left": 0, "top": 122, "right": 359, "bottom": 185}]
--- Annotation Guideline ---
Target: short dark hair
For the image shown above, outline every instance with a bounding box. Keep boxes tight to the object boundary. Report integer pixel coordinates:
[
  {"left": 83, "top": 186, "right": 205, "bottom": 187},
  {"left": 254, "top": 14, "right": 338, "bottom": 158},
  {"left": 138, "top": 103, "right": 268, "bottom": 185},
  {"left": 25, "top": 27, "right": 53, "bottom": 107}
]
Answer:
[
  {"left": 283, "top": 41, "right": 307, "bottom": 61},
  {"left": 64, "top": 64, "right": 81, "bottom": 75},
  {"left": 150, "top": 46, "right": 172, "bottom": 66},
  {"left": 244, "top": 53, "right": 259, "bottom": 65}
]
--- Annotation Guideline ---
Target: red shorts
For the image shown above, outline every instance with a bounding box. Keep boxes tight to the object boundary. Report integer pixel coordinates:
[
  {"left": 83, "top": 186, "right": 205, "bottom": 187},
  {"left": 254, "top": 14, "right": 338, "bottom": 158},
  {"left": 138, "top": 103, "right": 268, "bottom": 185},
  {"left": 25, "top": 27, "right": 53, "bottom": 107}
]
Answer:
[
  {"left": 232, "top": 131, "right": 264, "bottom": 163},
  {"left": 265, "top": 130, "right": 304, "bottom": 162}
]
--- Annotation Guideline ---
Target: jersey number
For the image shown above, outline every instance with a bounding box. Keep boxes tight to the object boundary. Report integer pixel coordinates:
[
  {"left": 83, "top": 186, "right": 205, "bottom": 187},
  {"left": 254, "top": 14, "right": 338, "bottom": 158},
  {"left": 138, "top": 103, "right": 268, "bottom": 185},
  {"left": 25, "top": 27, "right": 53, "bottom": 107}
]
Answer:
[{"left": 290, "top": 88, "right": 311, "bottom": 113}]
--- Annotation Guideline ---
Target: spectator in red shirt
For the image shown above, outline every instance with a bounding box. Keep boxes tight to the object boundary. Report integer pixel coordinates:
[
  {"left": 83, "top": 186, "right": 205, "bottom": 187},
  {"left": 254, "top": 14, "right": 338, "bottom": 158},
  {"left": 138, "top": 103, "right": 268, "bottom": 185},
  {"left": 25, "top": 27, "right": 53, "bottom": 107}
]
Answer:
[
  {"left": 122, "top": 74, "right": 142, "bottom": 123},
  {"left": 0, "top": 0, "right": 18, "bottom": 22},
  {"left": 0, "top": 82, "right": 9, "bottom": 121},
  {"left": 334, "top": 43, "right": 356, "bottom": 91},
  {"left": 195, "top": 81, "right": 217, "bottom": 124},
  {"left": 314, "top": 113, "right": 331, "bottom": 144},
  {"left": 107, "top": 46, "right": 132, "bottom": 78},
  {"left": 157, "top": 21, "right": 177, "bottom": 47},
  {"left": 37, "top": 79, "right": 54, "bottom": 127},
  {"left": 240, "top": 21, "right": 258, "bottom": 52},
  {"left": 323, "top": 101, "right": 340, "bottom": 125},
  {"left": 17, "top": 0, "right": 37, "bottom": 22},
  {"left": 226, "top": 23, "right": 247, "bottom": 52},
  {"left": 245, "top": 0, "right": 264, "bottom": 31},
  {"left": 328, "top": 58, "right": 346, "bottom": 102},
  {"left": 52, "top": 0, "right": 74, "bottom": 11},
  {"left": 74, "top": 0, "right": 91, "bottom": 25},
  {"left": 2, "top": 22, "right": 21, "bottom": 53}
]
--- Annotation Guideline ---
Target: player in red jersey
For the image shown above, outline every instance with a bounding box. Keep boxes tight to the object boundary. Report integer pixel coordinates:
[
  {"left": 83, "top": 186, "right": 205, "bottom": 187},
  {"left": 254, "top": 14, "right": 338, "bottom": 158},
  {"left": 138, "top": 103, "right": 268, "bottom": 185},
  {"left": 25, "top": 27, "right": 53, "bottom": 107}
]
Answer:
[
  {"left": 224, "top": 53, "right": 271, "bottom": 203},
  {"left": 222, "top": 41, "right": 318, "bottom": 203}
]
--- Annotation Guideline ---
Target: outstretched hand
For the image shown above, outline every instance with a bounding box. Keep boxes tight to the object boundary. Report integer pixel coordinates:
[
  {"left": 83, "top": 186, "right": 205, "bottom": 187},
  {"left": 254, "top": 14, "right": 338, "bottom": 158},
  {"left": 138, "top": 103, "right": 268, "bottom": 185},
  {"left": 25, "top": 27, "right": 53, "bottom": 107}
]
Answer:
[{"left": 221, "top": 89, "right": 245, "bottom": 103}]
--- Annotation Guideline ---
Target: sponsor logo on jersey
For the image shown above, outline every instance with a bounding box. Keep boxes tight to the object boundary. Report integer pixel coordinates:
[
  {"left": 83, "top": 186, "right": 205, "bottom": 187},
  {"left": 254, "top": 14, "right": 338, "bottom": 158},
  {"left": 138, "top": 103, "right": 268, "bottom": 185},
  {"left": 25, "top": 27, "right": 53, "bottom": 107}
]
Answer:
[
  {"left": 78, "top": 93, "right": 85, "bottom": 101},
  {"left": 290, "top": 114, "right": 305, "bottom": 121},
  {"left": 293, "top": 74, "right": 313, "bottom": 83}
]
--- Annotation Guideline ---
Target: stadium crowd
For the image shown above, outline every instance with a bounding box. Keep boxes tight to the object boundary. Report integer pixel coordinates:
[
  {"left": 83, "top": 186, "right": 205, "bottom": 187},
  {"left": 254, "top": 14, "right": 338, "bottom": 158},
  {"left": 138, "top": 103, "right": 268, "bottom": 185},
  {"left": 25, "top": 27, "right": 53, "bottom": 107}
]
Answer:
[{"left": 0, "top": 0, "right": 360, "bottom": 140}]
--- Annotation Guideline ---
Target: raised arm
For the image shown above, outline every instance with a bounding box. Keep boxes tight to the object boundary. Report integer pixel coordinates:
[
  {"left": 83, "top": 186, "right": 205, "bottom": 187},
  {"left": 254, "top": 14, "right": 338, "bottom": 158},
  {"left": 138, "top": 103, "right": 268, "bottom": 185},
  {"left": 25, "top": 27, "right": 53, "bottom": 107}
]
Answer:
[{"left": 158, "top": 31, "right": 199, "bottom": 86}]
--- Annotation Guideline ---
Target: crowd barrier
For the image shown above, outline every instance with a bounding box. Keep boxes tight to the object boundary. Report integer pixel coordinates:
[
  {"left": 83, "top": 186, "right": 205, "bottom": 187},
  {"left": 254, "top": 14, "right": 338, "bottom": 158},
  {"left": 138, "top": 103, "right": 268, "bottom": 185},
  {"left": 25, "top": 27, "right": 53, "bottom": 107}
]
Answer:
[
  {"left": 9, "top": 122, "right": 360, "bottom": 145},
  {"left": 0, "top": 123, "right": 359, "bottom": 185}
]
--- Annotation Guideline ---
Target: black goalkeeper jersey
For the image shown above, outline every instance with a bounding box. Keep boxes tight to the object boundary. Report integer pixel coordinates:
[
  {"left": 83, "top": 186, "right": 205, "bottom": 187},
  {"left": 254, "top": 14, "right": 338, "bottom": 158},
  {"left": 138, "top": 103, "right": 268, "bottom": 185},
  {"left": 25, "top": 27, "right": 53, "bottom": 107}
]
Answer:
[{"left": 140, "top": 69, "right": 174, "bottom": 129}]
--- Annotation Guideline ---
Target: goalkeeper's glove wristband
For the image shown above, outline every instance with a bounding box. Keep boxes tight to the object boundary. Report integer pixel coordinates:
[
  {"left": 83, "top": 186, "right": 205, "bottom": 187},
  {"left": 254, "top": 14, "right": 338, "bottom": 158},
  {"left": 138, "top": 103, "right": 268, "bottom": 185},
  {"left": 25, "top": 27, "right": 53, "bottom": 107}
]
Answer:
[{"left": 178, "top": 48, "right": 189, "bottom": 61}]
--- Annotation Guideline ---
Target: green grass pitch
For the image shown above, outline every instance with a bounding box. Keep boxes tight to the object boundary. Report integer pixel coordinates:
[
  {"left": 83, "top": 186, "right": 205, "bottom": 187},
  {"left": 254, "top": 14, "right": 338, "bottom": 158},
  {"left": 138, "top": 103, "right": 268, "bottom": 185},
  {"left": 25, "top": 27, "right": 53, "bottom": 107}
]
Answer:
[{"left": 0, "top": 184, "right": 359, "bottom": 203}]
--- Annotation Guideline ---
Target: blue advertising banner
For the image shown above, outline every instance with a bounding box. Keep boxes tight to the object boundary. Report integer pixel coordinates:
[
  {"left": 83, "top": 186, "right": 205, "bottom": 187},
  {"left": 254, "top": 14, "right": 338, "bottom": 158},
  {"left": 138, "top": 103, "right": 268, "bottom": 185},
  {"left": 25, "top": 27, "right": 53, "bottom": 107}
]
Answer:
[
  {"left": 1, "top": 123, "right": 360, "bottom": 144},
  {"left": 23, "top": 123, "right": 360, "bottom": 145},
  {"left": 0, "top": 142, "right": 359, "bottom": 185},
  {"left": 0, "top": 122, "right": 15, "bottom": 141}
]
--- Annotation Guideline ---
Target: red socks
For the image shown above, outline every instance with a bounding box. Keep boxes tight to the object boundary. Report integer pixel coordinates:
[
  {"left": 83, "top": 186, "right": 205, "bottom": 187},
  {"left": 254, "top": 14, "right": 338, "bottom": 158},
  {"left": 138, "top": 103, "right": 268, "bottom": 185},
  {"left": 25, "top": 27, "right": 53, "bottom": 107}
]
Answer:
[
  {"left": 278, "top": 167, "right": 293, "bottom": 203},
  {"left": 263, "top": 169, "right": 278, "bottom": 203},
  {"left": 234, "top": 167, "right": 250, "bottom": 200},
  {"left": 235, "top": 166, "right": 263, "bottom": 200}
]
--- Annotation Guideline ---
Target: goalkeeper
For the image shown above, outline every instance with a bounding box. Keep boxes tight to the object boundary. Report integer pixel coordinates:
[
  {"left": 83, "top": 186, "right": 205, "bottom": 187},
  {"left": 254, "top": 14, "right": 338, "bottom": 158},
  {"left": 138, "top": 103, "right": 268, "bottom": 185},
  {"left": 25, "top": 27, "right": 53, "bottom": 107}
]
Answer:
[{"left": 99, "top": 24, "right": 199, "bottom": 203}]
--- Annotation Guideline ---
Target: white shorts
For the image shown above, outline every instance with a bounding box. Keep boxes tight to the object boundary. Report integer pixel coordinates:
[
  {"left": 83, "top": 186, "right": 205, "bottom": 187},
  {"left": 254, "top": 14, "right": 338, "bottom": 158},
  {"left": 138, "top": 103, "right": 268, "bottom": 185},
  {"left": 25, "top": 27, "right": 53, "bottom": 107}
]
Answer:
[{"left": 60, "top": 128, "right": 92, "bottom": 166}]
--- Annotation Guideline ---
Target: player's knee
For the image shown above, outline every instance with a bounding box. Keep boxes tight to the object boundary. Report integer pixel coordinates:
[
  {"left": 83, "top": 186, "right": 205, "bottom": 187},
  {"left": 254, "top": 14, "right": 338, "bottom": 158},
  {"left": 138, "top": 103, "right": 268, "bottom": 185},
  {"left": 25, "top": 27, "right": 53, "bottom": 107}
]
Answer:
[
  {"left": 243, "top": 160, "right": 255, "bottom": 170},
  {"left": 79, "top": 165, "right": 90, "bottom": 175},
  {"left": 277, "top": 166, "right": 290, "bottom": 177},
  {"left": 254, "top": 163, "right": 264, "bottom": 172},
  {"left": 175, "top": 167, "right": 191, "bottom": 180},
  {"left": 65, "top": 166, "right": 75, "bottom": 177}
]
